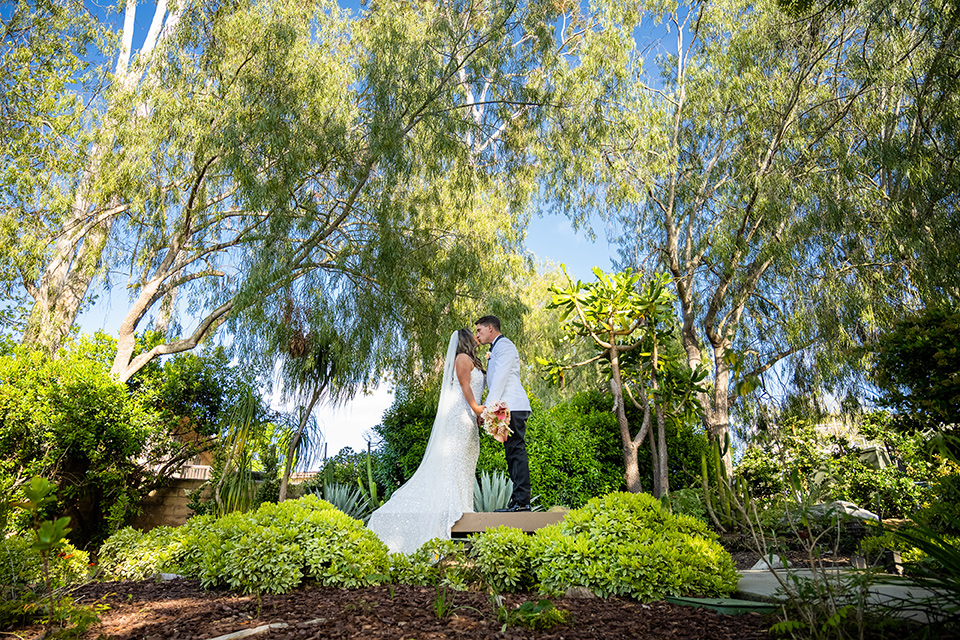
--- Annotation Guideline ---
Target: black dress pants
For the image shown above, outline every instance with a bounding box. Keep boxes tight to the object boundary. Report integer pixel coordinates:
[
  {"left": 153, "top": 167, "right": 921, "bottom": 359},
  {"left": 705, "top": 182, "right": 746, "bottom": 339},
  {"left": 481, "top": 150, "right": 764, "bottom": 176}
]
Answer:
[{"left": 504, "top": 410, "right": 531, "bottom": 506}]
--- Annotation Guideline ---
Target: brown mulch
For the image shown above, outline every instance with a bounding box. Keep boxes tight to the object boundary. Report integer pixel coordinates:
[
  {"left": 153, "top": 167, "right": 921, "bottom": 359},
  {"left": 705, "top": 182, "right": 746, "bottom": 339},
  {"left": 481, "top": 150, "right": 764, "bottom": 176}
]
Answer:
[{"left": 16, "top": 579, "right": 774, "bottom": 640}]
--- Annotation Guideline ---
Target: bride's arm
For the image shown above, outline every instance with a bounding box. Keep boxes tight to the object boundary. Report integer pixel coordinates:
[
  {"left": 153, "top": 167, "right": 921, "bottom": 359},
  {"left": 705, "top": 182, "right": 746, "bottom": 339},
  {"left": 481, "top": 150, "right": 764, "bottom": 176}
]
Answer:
[{"left": 455, "top": 353, "right": 484, "bottom": 416}]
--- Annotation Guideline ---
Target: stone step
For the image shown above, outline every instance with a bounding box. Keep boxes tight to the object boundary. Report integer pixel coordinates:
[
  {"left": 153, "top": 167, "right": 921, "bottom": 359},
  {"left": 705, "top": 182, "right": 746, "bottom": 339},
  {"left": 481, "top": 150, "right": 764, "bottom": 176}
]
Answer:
[{"left": 451, "top": 511, "right": 565, "bottom": 536}]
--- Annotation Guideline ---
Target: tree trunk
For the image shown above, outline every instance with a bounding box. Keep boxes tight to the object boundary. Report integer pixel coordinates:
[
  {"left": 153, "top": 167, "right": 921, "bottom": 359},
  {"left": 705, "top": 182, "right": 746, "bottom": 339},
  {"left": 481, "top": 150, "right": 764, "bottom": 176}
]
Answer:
[
  {"left": 710, "top": 344, "right": 734, "bottom": 473},
  {"left": 610, "top": 350, "right": 643, "bottom": 493},
  {"left": 279, "top": 388, "right": 322, "bottom": 502},
  {"left": 21, "top": 191, "right": 114, "bottom": 352}
]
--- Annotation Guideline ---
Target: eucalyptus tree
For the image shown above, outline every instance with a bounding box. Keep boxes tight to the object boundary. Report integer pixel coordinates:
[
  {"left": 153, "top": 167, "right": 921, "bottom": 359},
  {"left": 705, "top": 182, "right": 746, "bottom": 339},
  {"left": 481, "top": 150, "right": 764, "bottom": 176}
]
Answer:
[
  {"left": 538, "top": 0, "right": 960, "bottom": 469},
  {"left": 17, "top": 0, "right": 185, "bottom": 351},
  {"left": 0, "top": 0, "right": 106, "bottom": 334}
]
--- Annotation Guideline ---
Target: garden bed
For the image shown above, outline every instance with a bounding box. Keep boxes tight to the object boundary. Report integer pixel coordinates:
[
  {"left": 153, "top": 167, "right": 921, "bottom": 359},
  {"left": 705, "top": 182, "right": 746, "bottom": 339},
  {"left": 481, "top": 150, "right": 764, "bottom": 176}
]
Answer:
[{"left": 19, "top": 580, "right": 772, "bottom": 640}]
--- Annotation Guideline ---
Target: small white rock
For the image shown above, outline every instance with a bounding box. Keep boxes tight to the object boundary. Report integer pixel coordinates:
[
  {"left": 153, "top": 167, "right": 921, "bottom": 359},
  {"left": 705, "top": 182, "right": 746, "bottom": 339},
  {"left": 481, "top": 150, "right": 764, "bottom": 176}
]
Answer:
[{"left": 750, "top": 555, "right": 790, "bottom": 571}]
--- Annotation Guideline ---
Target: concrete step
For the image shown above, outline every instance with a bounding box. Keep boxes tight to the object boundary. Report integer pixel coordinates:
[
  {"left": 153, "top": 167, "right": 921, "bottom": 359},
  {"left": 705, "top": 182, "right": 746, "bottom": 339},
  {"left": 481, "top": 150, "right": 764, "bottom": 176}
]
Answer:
[
  {"left": 451, "top": 511, "right": 565, "bottom": 536},
  {"left": 737, "top": 569, "right": 947, "bottom": 622}
]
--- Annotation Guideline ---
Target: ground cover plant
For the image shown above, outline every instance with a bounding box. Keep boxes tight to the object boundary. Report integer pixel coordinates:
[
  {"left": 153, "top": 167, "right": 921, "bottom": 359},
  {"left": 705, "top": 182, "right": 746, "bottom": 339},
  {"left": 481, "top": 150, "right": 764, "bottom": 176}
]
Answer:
[
  {"left": 98, "top": 494, "right": 389, "bottom": 594},
  {"left": 98, "top": 490, "right": 737, "bottom": 603}
]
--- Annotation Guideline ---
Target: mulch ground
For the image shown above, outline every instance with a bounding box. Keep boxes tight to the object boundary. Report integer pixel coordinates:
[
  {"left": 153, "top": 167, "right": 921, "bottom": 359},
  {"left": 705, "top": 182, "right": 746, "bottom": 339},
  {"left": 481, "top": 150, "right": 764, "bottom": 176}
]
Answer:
[{"left": 15, "top": 579, "right": 774, "bottom": 640}]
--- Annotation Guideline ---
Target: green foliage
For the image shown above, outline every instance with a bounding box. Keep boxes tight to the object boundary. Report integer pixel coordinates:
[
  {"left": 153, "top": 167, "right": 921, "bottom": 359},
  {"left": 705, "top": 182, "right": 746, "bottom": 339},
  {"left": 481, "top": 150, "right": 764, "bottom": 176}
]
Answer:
[
  {"left": 311, "top": 447, "right": 370, "bottom": 487},
  {"left": 0, "top": 339, "right": 156, "bottom": 545},
  {"left": 3, "top": 477, "right": 98, "bottom": 638},
  {"left": 98, "top": 495, "right": 390, "bottom": 595},
  {"left": 736, "top": 414, "right": 932, "bottom": 520},
  {"left": 541, "top": 268, "right": 708, "bottom": 497},
  {"left": 873, "top": 307, "right": 960, "bottom": 429},
  {"left": 0, "top": 336, "right": 254, "bottom": 546},
  {"left": 305, "top": 482, "right": 371, "bottom": 521},
  {"left": 0, "top": 536, "right": 90, "bottom": 596},
  {"left": 665, "top": 488, "right": 708, "bottom": 523},
  {"left": 471, "top": 526, "right": 538, "bottom": 593},
  {"left": 388, "top": 538, "right": 477, "bottom": 589},
  {"left": 535, "top": 492, "right": 739, "bottom": 601},
  {"left": 96, "top": 525, "right": 185, "bottom": 582},
  {"left": 524, "top": 391, "right": 626, "bottom": 508},
  {"left": 0, "top": 0, "right": 108, "bottom": 337},
  {"left": 496, "top": 597, "right": 571, "bottom": 631},
  {"left": 372, "top": 383, "right": 439, "bottom": 494}
]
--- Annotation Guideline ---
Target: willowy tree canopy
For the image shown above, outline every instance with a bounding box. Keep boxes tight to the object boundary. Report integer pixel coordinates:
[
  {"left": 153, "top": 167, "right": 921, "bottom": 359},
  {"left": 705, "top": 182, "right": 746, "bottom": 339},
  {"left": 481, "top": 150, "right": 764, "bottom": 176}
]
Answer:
[
  {"left": 6, "top": 0, "right": 606, "bottom": 390},
  {"left": 0, "top": 0, "right": 108, "bottom": 332},
  {"left": 536, "top": 0, "right": 960, "bottom": 467}
]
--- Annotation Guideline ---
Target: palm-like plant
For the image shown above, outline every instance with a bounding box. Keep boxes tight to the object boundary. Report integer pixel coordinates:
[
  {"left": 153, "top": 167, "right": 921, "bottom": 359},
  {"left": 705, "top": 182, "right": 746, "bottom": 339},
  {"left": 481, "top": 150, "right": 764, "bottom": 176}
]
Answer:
[
  {"left": 307, "top": 482, "right": 371, "bottom": 521},
  {"left": 214, "top": 387, "right": 267, "bottom": 515}
]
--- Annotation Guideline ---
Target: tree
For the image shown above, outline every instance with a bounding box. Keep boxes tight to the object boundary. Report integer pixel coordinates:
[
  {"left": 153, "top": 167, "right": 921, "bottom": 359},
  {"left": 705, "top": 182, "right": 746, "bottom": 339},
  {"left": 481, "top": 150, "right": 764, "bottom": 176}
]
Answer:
[
  {"left": 540, "top": 268, "right": 706, "bottom": 497},
  {"left": 872, "top": 307, "right": 960, "bottom": 430},
  {"left": 0, "top": 0, "right": 106, "bottom": 335},
  {"left": 538, "top": 0, "right": 960, "bottom": 471},
  {"left": 12, "top": 0, "right": 602, "bottom": 391},
  {"left": 18, "top": 0, "right": 184, "bottom": 351}
]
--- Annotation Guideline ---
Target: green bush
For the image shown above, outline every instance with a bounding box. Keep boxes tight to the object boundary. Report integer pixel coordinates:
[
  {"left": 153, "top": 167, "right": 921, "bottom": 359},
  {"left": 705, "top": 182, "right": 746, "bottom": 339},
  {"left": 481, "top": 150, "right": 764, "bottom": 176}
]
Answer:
[
  {"left": 737, "top": 414, "right": 932, "bottom": 520},
  {"left": 534, "top": 492, "right": 738, "bottom": 600},
  {"left": 0, "top": 535, "right": 90, "bottom": 593},
  {"left": 523, "top": 392, "right": 626, "bottom": 508},
  {"left": 389, "top": 538, "right": 477, "bottom": 588},
  {"left": 98, "top": 495, "right": 390, "bottom": 595},
  {"left": 0, "top": 335, "right": 252, "bottom": 547},
  {"left": 471, "top": 526, "right": 538, "bottom": 592},
  {"left": 666, "top": 487, "right": 707, "bottom": 522},
  {"left": 96, "top": 526, "right": 183, "bottom": 581}
]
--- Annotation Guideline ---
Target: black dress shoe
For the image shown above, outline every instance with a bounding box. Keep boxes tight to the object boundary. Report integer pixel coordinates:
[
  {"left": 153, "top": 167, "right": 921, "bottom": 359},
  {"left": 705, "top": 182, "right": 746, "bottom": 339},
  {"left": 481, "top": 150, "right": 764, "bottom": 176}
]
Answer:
[{"left": 495, "top": 504, "right": 531, "bottom": 512}]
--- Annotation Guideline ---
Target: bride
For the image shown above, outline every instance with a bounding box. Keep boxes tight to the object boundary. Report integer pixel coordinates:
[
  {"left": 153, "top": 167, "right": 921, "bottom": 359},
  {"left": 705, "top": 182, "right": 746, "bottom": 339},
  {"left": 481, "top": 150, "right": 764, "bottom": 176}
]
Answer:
[{"left": 367, "top": 328, "right": 485, "bottom": 554}]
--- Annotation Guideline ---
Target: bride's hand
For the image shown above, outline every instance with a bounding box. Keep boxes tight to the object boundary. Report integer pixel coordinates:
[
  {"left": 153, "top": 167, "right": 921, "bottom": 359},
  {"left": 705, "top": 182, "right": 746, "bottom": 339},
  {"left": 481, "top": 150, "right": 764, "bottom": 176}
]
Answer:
[{"left": 495, "top": 432, "right": 508, "bottom": 443}]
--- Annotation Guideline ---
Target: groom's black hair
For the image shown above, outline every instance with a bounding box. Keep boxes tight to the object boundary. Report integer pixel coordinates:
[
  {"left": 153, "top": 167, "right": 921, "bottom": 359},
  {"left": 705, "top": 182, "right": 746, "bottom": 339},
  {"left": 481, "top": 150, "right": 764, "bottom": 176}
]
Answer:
[{"left": 476, "top": 315, "right": 501, "bottom": 331}]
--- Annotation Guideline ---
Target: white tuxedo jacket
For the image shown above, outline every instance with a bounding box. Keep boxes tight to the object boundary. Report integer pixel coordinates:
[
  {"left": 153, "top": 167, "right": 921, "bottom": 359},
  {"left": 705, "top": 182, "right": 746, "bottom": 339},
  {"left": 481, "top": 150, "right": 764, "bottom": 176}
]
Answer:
[{"left": 485, "top": 335, "right": 531, "bottom": 412}]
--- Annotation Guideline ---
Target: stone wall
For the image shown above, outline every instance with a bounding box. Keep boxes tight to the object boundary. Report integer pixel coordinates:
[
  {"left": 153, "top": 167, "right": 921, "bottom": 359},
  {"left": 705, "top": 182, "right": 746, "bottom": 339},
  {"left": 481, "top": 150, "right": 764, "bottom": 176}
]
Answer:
[{"left": 131, "top": 478, "right": 209, "bottom": 531}]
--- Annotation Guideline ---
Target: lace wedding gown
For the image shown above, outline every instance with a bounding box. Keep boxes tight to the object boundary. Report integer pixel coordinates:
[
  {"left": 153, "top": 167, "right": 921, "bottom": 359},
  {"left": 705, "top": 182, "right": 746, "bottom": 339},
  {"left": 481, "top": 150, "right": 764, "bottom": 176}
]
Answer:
[{"left": 367, "top": 367, "right": 482, "bottom": 554}]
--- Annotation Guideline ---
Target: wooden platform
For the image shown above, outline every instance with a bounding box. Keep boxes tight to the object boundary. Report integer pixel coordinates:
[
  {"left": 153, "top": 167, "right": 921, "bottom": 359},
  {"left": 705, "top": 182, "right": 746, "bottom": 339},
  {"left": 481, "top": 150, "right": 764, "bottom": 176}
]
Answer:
[{"left": 450, "top": 511, "right": 565, "bottom": 537}]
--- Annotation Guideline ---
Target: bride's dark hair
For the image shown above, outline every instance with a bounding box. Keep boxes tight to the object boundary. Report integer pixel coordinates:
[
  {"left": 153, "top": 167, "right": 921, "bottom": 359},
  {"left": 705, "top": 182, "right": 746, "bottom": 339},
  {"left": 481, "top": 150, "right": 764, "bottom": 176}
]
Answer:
[{"left": 455, "top": 328, "right": 484, "bottom": 372}]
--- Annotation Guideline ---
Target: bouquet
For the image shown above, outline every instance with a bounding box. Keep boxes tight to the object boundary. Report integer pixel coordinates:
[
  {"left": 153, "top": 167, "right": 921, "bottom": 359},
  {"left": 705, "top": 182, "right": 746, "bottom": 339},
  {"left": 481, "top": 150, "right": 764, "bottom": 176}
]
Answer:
[{"left": 481, "top": 401, "right": 512, "bottom": 443}]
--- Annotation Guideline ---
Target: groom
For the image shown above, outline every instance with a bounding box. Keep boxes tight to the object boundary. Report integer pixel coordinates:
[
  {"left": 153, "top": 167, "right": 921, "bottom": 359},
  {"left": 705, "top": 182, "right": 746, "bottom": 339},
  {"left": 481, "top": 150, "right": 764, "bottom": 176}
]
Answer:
[{"left": 475, "top": 315, "right": 532, "bottom": 512}]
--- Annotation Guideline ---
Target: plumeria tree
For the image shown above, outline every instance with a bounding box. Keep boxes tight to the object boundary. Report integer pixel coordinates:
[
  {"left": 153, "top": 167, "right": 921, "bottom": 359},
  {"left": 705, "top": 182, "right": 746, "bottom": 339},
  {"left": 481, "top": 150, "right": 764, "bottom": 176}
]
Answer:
[{"left": 540, "top": 268, "right": 706, "bottom": 497}]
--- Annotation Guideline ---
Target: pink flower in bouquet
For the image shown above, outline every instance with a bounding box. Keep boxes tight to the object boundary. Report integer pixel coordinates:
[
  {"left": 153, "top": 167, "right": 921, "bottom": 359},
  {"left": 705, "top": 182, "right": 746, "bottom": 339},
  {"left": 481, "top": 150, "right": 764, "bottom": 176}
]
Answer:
[{"left": 481, "top": 401, "right": 512, "bottom": 443}]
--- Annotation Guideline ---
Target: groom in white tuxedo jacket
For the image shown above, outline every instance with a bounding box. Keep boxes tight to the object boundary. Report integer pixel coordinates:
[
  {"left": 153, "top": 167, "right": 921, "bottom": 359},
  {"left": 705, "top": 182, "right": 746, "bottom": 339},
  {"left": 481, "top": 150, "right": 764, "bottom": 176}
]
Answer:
[{"left": 476, "top": 315, "right": 532, "bottom": 511}]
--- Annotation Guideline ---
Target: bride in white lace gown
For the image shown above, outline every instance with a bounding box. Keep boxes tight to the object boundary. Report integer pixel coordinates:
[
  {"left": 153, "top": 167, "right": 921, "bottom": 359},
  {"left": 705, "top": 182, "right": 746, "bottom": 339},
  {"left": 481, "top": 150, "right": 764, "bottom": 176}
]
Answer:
[{"left": 367, "top": 329, "right": 484, "bottom": 554}]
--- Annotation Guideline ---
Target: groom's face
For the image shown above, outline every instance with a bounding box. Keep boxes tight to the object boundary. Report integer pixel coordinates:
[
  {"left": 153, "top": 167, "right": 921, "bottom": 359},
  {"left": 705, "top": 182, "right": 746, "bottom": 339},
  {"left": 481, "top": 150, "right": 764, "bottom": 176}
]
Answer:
[{"left": 475, "top": 323, "right": 496, "bottom": 345}]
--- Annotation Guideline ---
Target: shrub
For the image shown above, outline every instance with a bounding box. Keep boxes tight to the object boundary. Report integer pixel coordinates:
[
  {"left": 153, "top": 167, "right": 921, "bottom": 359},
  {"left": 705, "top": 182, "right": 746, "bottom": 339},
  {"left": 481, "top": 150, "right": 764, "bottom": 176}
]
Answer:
[
  {"left": 97, "top": 526, "right": 183, "bottom": 581},
  {"left": 0, "top": 335, "right": 252, "bottom": 547},
  {"left": 389, "top": 538, "right": 477, "bottom": 588},
  {"left": 97, "top": 495, "right": 390, "bottom": 595},
  {"left": 535, "top": 492, "right": 739, "bottom": 600},
  {"left": 471, "top": 526, "right": 538, "bottom": 592},
  {"left": 0, "top": 535, "right": 90, "bottom": 593},
  {"left": 737, "top": 414, "right": 933, "bottom": 520},
  {"left": 666, "top": 487, "right": 708, "bottom": 522},
  {"left": 523, "top": 392, "right": 626, "bottom": 508}
]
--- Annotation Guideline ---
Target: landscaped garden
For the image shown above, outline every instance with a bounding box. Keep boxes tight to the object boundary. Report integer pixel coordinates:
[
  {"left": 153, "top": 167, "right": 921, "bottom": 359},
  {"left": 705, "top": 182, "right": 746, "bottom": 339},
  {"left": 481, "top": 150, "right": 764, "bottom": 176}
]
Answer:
[{"left": 4, "top": 0, "right": 960, "bottom": 637}]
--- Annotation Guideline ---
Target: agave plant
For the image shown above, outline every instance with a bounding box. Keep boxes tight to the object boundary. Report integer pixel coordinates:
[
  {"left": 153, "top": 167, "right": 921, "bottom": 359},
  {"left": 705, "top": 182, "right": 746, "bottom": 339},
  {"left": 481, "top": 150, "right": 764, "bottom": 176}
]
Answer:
[
  {"left": 308, "top": 482, "right": 371, "bottom": 522},
  {"left": 474, "top": 471, "right": 513, "bottom": 512}
]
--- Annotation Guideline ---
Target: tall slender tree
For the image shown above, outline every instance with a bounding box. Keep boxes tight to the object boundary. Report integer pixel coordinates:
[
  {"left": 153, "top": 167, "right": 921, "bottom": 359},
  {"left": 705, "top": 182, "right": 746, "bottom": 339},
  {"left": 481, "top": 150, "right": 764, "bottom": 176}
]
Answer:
[{"left": 540, "top": 0, "right": 960, "bottom": 468}]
